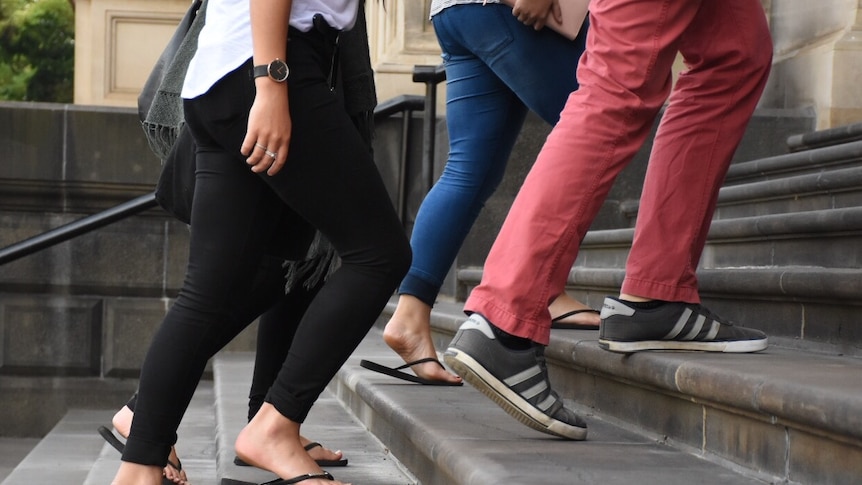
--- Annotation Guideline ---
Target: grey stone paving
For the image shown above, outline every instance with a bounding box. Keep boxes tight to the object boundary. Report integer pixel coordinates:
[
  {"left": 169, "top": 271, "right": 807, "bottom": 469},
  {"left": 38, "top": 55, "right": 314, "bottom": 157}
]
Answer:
[{"left": 0, "top": 437, "right": 38, "bottom": 483}]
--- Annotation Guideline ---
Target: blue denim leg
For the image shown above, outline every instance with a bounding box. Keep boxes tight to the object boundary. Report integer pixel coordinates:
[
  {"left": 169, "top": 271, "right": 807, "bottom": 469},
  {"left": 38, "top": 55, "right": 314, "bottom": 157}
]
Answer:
[{"left": 399, "top": 4, "right": 585, "bottom": 305}]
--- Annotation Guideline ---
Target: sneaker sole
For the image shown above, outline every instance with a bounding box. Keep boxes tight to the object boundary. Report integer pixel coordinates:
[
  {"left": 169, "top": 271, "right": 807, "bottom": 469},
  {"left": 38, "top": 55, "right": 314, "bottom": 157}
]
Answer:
[
  {"left": 598, "top": 337, "right": 768, "bottom": 353},
  {"left": 443, "top": 348, "right": 587, "bottom": 440}
]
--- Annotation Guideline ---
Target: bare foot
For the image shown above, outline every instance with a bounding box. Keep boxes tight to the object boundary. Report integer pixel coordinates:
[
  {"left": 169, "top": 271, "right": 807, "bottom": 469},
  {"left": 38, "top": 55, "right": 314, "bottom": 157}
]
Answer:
[
  {"left": 112, "top": 406, "right": 189, "bottom": 484},
  {"left": 382, "top": 295, "right": 462, "bottom": 384},
  {"left": 235, "top": 404, "right": 349, "bottom": 485},
  {"left": 549, "top": 293, "right": 601, "bottom": 327}
]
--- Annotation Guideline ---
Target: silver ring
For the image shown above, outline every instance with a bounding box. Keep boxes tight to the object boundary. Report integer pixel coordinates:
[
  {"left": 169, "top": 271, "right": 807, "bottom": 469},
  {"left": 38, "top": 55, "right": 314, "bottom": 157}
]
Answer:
[
  {"left": 265, "top": 150, "right": 277, "bottom": 159},
  {"left": 255, "top": 142, "right": 268, "bottom": 151}
]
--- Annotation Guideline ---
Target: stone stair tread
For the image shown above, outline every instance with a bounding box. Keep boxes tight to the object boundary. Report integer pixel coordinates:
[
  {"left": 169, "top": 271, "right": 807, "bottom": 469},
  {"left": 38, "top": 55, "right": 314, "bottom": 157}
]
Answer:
[
  {"left": 213, "top": 353, "right": 418, "bottom": 485},
  {"left": 81, "top": 381, "right": 218, "bottom": 485},
  {"left": 421, "top": 300, "right": 862, "bottom": 444},
  {"left": 330, "top": 326, "right": 767, "bottom": 484},
  {"left": 1, "top": 408, "right": 111, "bottom": 485}
]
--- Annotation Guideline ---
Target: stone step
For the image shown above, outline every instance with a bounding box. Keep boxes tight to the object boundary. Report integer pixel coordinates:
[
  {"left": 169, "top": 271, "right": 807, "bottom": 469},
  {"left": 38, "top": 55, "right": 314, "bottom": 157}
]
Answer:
[
  {"left": 398, "top": 299, "right": 862, "bottom": 485},
  {"left": 290, "top": 326, "right": 767, "bottom": 485},
  {"left": 786, "top": 122, "right": 862, "bottom": 153},
  {"left": 458, "top": 263, "right": 862, "bottom": 356},
  {"left": 716, "top": 165, "right": 862, "bottom": 219},
  {"left": 82, "top": 382, "right": 219, "bottom": 485},
  {"left": 212, "top": 353, "right": 418, "bottom": 485},
  {"left": 0, "top": 409, "right": 111, "bottom": 485},
  {"left": 577, "top": 207, "right": 862, "bottom": 271},
  {"left": 725, "top": 140, "right": 862, "bottom": 186},
  {"left": 621, "top": 160, "right": 862, "bottom": 222}
]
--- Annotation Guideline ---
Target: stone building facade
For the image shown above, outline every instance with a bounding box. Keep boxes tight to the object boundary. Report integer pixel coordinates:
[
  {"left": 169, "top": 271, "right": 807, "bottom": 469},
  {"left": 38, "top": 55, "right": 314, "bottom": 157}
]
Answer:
[{"left": 73, "top": 0, "right": 862, "bottom": 127}]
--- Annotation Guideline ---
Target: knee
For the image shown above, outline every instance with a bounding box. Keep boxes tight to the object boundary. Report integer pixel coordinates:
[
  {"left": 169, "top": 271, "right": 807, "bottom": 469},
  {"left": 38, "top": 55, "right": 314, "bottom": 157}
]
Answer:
[{"left": 736, "top": 23, "right": 774, "bottom": 83}]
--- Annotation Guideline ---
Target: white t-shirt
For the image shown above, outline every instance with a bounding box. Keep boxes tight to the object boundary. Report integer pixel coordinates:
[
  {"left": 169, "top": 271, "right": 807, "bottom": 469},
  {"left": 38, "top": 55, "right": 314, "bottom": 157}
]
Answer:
[{"left": 182, "top": 0, "right": 358, "bottom": 99}]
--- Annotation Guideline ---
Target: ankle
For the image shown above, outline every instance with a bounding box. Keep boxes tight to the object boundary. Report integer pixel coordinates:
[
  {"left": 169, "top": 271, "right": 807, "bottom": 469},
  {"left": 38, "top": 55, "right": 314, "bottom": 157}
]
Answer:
[{"left": 488, "top": 321, "right": 532, "bottom": 350}]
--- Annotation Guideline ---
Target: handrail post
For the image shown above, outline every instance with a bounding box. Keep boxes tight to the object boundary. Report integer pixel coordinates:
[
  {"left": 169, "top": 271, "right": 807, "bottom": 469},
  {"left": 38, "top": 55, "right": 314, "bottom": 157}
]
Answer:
[{"left": 412, "top": 64, "right": 446, "bottom": 195}]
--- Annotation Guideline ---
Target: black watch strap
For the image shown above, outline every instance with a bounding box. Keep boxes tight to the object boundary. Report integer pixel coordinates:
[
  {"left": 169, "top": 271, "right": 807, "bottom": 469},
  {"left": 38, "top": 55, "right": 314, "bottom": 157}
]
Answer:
[{"left": 252, "top": 64, "right": 269, "bottom": 79}]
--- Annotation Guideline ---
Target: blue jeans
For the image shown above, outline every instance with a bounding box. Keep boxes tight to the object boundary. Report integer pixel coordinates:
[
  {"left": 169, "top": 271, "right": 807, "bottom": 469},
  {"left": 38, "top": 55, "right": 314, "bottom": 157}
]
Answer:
[{"left": 399, "top": 3, "right": 587, "bottom": 305}]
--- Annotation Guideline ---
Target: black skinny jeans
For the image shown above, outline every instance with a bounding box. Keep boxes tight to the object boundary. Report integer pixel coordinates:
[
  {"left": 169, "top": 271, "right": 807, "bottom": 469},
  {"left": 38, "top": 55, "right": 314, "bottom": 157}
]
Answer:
[{"left": 123, "top": 28, "right": 411, "bottom": 466}]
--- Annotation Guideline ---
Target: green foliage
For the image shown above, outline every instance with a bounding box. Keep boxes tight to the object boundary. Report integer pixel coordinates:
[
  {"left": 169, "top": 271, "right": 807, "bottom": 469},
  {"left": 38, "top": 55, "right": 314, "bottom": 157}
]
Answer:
[{"left": 0, "top": 0, "right": 74, "bottom": 102}]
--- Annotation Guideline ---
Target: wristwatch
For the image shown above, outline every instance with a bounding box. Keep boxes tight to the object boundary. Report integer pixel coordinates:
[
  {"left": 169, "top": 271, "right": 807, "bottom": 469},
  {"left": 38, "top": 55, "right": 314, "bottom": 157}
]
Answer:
[{"left": 252, "top": 58, "right": 289, "bottom": 83}]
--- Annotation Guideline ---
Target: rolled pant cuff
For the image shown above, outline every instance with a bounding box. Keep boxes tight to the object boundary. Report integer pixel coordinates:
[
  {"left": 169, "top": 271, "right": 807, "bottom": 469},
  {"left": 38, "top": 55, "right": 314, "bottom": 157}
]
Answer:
[
  {"left": 398, "top": 273, "right": 442, "bottom": 307},
  {"left": 621, "top": 277, "right": 701, "bottom": 304},
  {"left": 122, "top": 437, "right": 172, "bottom": 467},
  {"left": 265, "top": 390, "right": 310, "bottom": 424}
]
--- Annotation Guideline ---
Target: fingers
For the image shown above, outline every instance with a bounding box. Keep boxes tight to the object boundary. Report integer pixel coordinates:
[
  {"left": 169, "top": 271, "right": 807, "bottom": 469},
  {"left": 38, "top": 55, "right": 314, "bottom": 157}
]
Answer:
[{"left": 241, "top": 136, "right": 289, "bottom": 176}]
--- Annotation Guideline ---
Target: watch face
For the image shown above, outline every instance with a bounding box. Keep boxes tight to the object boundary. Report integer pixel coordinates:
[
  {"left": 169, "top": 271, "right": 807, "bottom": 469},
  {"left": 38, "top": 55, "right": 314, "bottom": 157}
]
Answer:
[{"left": 268, "top": 59, "right": 289, "bottom": 82}]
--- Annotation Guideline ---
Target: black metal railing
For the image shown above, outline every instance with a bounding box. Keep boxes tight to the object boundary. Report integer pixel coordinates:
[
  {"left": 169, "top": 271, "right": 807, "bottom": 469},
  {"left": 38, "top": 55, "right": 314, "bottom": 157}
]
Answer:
[{"left": 0, "top": 65, "right": 446, "bottom": 266}]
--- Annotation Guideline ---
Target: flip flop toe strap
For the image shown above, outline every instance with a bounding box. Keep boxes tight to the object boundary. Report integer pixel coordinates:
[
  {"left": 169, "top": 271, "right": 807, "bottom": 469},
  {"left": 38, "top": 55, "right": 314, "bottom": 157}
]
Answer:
[
  {"left": 391, "top": 356, "right": 444, "bottom": 371},
  {"left": 264, "top": 471, "right": 335, "bottom": 484}
]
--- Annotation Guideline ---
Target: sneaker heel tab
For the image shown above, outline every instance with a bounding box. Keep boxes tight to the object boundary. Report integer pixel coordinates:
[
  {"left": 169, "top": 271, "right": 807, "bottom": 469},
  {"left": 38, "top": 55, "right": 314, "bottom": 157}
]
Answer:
[
  {"left": 600, "top": 297, "right": 635, "bottom": 319},
  {"left": 463, "top": 314, "right": 496, "bottom": 340}
]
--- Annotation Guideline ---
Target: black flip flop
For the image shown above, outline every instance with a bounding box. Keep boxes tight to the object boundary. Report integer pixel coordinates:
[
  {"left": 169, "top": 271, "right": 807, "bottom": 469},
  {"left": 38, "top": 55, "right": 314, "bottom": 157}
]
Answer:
[
  {"left": 222, "top": 472, "right": 335, "bottom": 485},
  {"left": 359, "top": 357, "right": 463, "bottom": 386},
  {"left": 234, "top": 442, "right": 347, "bottom": 467},
  {"left": 262, "top": 471, "right": 334, "bottom": 484},
  {"left": 550, "top": 309, "right": 601, "bottom": 330},
  {"left": 98, "top": 426, "right": 184, "bottom": 485}
]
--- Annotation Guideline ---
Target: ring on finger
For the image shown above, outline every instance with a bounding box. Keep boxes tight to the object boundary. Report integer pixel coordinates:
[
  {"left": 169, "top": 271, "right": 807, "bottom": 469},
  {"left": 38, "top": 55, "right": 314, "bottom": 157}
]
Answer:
[
  {"left": 255, "top": 142, "right": 268, "bottom": 151},
  {"left": 265, "top": 149, "right": 277, "bottom": 159}
]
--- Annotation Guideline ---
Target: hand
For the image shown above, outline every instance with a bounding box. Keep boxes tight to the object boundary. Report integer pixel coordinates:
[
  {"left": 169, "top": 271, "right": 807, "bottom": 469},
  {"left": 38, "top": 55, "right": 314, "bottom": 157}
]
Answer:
[
  {"left": 241, "top": 80, "right": 291, "bottom": 176},
  {"left": 511, "top": 0, "right": 561, "bottom": 31}
]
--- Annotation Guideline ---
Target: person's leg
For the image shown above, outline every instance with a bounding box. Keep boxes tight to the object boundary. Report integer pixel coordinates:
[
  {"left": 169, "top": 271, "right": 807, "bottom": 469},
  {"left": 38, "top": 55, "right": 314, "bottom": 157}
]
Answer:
[
  {"left": 446, "top": 0, "right": 723, "bottom": 440},
  {"left": 121, "top": 145, "right": 284, "bottom": 470},
  {"left": 598, "top": 0, "right": 772, "bottom": 353},
  {"left": 385, "top": 5, "right": 590, "bottom": 382},
  {"left": 621, "top": 0, "right": 772, "bottom": 302},
  {"left": 464, "top": 0, "right": 703, "bottom": 345},
  {"left": 234, "top": 31, "right": 410, "bottom": 479},
  {"left": 241, "top": 279, "right": 346, "bottom": 465},
  {"left": 247, "top": 284, "right": 318, "bottom": 421},
  {"left": 110, "top": 398, "right": 187, "bottom": 484}
]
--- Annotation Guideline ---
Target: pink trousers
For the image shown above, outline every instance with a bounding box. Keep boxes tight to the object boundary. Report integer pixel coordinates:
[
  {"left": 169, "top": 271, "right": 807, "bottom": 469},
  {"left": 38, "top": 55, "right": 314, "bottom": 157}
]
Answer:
[{"left": 464, "top": 0, "right": 773, "bottom": 344}]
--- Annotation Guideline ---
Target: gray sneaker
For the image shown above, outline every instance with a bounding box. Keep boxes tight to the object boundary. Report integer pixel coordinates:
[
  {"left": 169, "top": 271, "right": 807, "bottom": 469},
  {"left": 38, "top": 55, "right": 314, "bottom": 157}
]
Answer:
[
  {"left": 443, "top": 314, "right": 588, "bottom": 440},
  {"left": 599, "top": 297, "right": 768, "bottom": 353}
]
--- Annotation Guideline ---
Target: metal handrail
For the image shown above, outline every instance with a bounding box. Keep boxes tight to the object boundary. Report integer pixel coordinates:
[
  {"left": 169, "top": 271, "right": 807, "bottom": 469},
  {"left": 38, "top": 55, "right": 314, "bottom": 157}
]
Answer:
[
  {"left": 0, "top": 193, "right": 159, "bottom": 265},
  {"left": 0, "top": 67, "right": 446, "bottom": 266}
]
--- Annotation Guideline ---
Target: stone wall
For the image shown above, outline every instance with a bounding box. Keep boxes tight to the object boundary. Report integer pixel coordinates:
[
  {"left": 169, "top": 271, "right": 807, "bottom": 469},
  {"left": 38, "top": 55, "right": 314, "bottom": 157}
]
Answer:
[{"left": 72, "top": 0, "right": 862, "bottom": 127}]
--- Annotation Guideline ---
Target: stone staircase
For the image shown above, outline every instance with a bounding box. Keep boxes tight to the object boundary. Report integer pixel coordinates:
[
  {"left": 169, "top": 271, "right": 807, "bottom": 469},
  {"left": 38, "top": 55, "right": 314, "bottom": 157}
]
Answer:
[
  {"left": 2, "top": 115, "right": 861, "bottom": 484},
  {"left": 5, "top": 315, "right": 860, "bottom": 484},
  {"left": 451, "top": 122, "right": 862, "bottom": 483}
]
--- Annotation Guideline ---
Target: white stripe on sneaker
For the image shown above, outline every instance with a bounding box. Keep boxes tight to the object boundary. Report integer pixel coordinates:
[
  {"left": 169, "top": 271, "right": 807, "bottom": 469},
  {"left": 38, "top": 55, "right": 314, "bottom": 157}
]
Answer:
[
  {"left": 520, "top": 381, "right": 548, "bottom": 402},
  {"left": 663, "top": 307, "right": 693, "bottom": 339},
  {"left": 680, "top": 314, "right": 706, "bottom": 340},
  {"left": 704, "top": 320, "right": 720, "bottom": 340},
  {"left": 535, "top": 394, "right": 557, "bottom": 412},
  {"left": 503, "top": 365, "right": 542, "bottom": 387}
]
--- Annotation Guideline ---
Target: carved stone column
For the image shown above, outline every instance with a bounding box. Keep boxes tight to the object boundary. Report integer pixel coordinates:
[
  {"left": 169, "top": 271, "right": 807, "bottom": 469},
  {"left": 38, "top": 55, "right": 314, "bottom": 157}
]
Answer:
[
  {"left": 761, "top": 0, "right": 862, "bottom": 128},
  {"left": 365, "top": 0, "right": 446, "bottom": 110},
  {"left": 73, "top": 0, "right": 190, "bottom": 106},
  {"left": 830, "top": 2, "right": 862, "bottom": 126}
]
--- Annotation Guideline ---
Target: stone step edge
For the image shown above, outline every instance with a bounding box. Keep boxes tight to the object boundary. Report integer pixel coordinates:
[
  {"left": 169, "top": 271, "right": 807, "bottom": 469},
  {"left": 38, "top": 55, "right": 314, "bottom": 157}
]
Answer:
[
  {"left": 330, "top": 325, "right": 771, "bottom": 485},
  {"left": 0, "top": 409, "right": 110, "bottom": 485},
  {"left": 727, "top": 139, "right": 862, "bottom": 182},
  {"left": 585, "top": 206, "right": 862, "bottom": 248},
  {"left": 413, "top": 300, "right": 862, "bottom": 447},
  {"left": 459, "top": 266, "right": 862, "bottom": 303},
  {"left": 623, "top": 170, "right": 862, "bottom": 220},
  {"left": 211, "top": 353, "right": 419, "bottom": 485}
]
